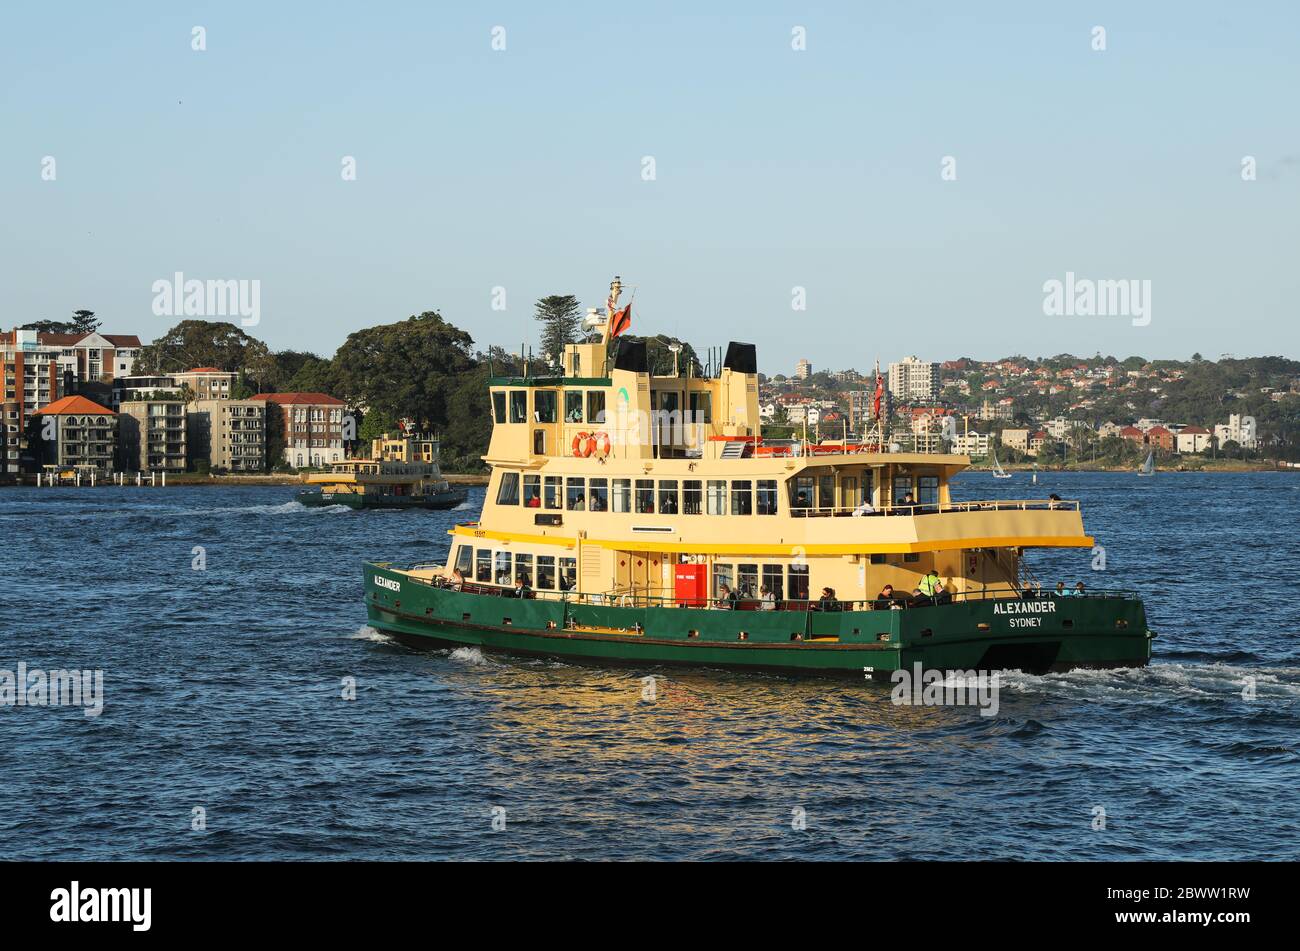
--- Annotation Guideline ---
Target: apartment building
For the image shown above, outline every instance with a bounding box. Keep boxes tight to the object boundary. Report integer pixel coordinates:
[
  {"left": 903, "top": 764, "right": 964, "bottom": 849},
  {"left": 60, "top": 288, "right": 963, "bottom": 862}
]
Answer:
[
  {"left": 172, "top": 367, "right": 237, "bottom": 401},
  {"left": 888, "top": 356, "right": 940, "bottom": 403},
  {"left": 111, "top": 375, "right": 182, "bottom": 408},
  {"left": 29, "top": 395, "right": 117, "bottom": 474},
  {"left": 251, "top": 392, "right": 347, "bottom": 467},
  {"left": 794, "top": 359, "right": 812, "bottom": 380},
  {"left": 1175, "top": 426, "right": 1213, "bottom": 454},
  {"left": 951, "top": 432, "right": 991, "bottom": 456},
  {"left": 39, "top": 331, "right": 142, "bottom": 385},
  {"left": 189, "top": 398, "right": 266, "bottom": 471},
  {"left": 999, "top": 428, "right": 1030, "bottom": 452},
  {"left": 1214, "top": 413, "right": 1258, "bottom": 449},
  {"left": 2, "top": 330, "right": 64, "bottom": 434},
  {"left": 117, "top": 400, "right": 188, "bottom": 472}
]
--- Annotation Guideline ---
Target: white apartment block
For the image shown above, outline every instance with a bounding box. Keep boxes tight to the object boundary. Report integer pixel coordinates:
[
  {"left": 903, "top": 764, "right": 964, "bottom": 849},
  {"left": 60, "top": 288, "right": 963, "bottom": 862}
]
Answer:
[{"left": 888, "top": 356, "right": 940, "bottom": 403}]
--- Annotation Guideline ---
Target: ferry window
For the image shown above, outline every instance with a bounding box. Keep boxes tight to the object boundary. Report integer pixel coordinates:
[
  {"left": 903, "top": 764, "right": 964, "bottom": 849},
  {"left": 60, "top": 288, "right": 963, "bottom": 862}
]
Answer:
[
  {"left": 862, "top": 470, "right": 874, "bottom": 505},
  {"left": 476, "top": 549, "right": 493, "bottom": 583},
  {"left": 903, "top": 553, "right": 920, "bottom": 563},
  {"left": 869, "top": 553, "right": 886, "bottom": 565},
  {"left": 565, "top": 392, "right": 584, "bottom": 423},
  {"left": 590, "top": 478, "right": 609, "bottom": 512},
  {"left": 454, "top": 545, "right": 473, "bottom": 575},
  {"left": 762, "top": 564, "right": 784, "bottom": 601},
  {"left": 689, "top": 391, "right": 711, "bottom": 424},
  {"left": 635, "top": 479, "right": 655, "bottom": 514},
  {"left": 515, "top": 553, "right": 533, "bottom": 588},
  {"left": 496, "top": 471, "right": 520, "bottom": 505},
  {"left": 523, "top": 475, "right": 541, "bottom": 508},
  {"left": 645, "top": 479, "right": 674, "bottom": 515},
  {"left": 706, "top": 480, "right": 727, "bottom": 515},
  {"left": 509, "top": 390, "right": 528, "bottom": 424},
  {"left": 566, "top": 477, "right": 586, "bottom": 511},
  {"left": 559, "top": 557, "right": 577, "bottom": 592},
  {"left": 612, "top": 478, "right": 632, "bottom": 513},
  {"left": 918, "top": 476, "right": 939, "bottom": 506},
  {"left": 533, "top": 430, "right": 546, "bottom": 455},
  {"left": 587, "top": 391, "right": 606, "bottom": 424},
  {"left": 544, "top": 476, "right": 562, "bottom": 509},
  {"left": 492, "top": 392, "right": 506, "bottom": 424},
  {"left": 731, "top": 480, "right": 753, "bottom": 516},
  {"left": 683, "top": 480, "right": 702, "bottom": 515},
  {"left": 712, "top": 564, "right": 734, "bottom": 601},
  {"left": 817, "top": 475, "right": 835, "bottom": 511},
  {"left": 537, "top": 556, "right": 556, "bottom": 590},
  {"left": 737, "top": 564, "right": 758, "bottom": 600},
  {"left": 790, "top": 476, "right": 813, "bottom": 510},
  {"left": 893, "top": 476, "right": 913, "bottom": 506},
  {"left": 534, "top": 390, "right": 556, "bottom": 423},
  {"left": 757, "top": 480, "right": 778, "bottom": 515},
  {"left": 494, "top": 552, "right": 512, "bottom": 585},
  {"left": 787, "top": 564, "right": 810, "bottom": 601}
]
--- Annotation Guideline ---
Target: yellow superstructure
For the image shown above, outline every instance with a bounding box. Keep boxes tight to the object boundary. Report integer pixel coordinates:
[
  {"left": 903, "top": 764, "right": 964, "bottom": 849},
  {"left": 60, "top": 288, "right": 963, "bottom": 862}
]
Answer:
[{"left": 445, "top": 279, "right": 1092, "bottom": 606}]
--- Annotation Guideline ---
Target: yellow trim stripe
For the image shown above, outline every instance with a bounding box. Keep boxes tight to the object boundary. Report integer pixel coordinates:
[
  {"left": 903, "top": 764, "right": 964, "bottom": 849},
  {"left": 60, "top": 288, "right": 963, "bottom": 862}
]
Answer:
[{"left": 449, "top": 526, "right": 1093, "bottom": 555}]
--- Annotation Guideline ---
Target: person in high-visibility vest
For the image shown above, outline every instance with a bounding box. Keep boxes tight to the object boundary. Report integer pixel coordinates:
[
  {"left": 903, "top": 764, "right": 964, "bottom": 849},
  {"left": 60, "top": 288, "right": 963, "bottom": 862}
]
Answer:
[{"left": 915, "top": 570, "right": 941, "bottom": 605}]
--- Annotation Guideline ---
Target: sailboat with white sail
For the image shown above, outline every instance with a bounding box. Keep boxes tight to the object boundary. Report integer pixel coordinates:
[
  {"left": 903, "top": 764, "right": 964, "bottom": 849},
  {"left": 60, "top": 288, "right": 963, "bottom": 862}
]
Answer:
[
  {"left": 990, "top": 444, "right": 1012, "bottom": 479},
  {"left": 1138, "top": 449, "right": 1155, "bottom": 477}
]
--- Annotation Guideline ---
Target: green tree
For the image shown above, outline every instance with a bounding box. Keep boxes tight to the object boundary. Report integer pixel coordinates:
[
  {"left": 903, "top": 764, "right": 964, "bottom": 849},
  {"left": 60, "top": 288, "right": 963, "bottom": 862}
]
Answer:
[
  {"left": 71, "top": 310, "right": 100, "bottom": 334},
  {"left": 135, "top": 320, "right": 269, "bottom": 375},
  {"left": 19, "top": 319, "right": 78, "bottom": 334},
  {"left": 533, "top": 295, "right": 583, "bottom": 365},
  {"left": 357, "top": 409, "right": 397, "bottom": 444}
]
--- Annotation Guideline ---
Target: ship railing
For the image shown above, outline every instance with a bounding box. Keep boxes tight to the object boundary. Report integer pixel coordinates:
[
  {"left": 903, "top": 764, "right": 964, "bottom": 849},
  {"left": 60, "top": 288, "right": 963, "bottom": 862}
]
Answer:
[
  {"left": 409, "top": 574, "right": 1138, "bottom": 609},
  {"left": 790, "top": 499, "right": 1079, "bottom": 518}
]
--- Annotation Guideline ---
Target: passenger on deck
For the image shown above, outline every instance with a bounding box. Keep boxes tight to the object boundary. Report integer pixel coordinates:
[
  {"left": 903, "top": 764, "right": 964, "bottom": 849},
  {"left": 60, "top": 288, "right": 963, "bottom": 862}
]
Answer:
[
  {"left": 1072, "top": 581, "right": 1086, "bottom": 596},
  {"left": 873, "top": 584, "right": 896, "bottom": 609},
  {"left": 897, "top": 492, "right": 915, "bottom": 514},
  {"left": 851, "top": 499, "right": 876, "bottom": 516},
  {"left": 759, "top": 585, "right": 776, "bottom": 610},
  {"left": 794, "top": 491, "right": 810, "bottom": 510},
  {"left": 1053, "top": 581, "right": 1067, "bottom": 597},
  {"left": 817, "top": 587, "right": 841, "bottom": 612},
  {"left": 1048, "top": 493, "right": 1062, "bottom": 510},
  {"left": 716, "top": 583, "right": 738, "bottom": 609},
  {"left": 450, "top": 568, "right": 465, "bottom": 591},
  {"left": 512, "top": 575, "right": 531, "bottom": 598},
  {"left": 525, "top": 491, "right": 541, "bottom": 508}
]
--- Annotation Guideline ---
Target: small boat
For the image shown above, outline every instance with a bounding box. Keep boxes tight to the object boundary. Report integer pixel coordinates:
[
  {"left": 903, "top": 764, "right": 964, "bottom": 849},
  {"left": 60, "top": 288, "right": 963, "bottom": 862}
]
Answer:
[
  {"left": 1138, "top": 449, "right": 1155, "bottom": 477},
  {"left": 297, "top": 432, "right": 468, "bottom": 510},
  {"left": 362, "top": 276, "right": 1154, "bottom": 676},
  {"left": 990, "top": 445, "right": 1012, "bottom": 479},
  {"left": 1031, "top": 465, "right": 1038, "bottom": 485}
]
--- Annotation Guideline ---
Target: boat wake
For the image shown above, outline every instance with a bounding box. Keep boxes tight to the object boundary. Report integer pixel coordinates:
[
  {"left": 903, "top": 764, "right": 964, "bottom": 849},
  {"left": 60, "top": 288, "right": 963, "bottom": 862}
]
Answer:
[
  {"left": 447, "top": 646, "right": 489, "bottom": 666},
  {"left": 348, "top": 625, "right": 395, "bottom": 643},
  {"left": 999, "top": 660, "right": 1300, "bottom": 705}
]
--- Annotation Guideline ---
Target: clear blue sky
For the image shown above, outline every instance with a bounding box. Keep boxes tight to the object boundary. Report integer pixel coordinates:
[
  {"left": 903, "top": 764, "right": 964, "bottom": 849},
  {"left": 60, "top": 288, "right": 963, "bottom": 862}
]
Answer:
[{"left": 2, "top": 2, "right": 1297, "bottom": 374}]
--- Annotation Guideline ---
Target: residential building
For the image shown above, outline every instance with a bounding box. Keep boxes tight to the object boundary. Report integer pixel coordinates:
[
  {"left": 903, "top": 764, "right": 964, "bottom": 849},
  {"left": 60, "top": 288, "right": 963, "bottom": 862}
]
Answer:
[
  {"left": 888, "top": 356, "right": 940, "bottom": 403},
  {"left": 977, "top": 398, "right": 1012, "bottom": 422},
  {"left": 848, "top": 389, "right": 891, "bottom": 429},
  {"left": 38, "top": 331, "right": 142, "bottom": 385},
  {"left": 29, "top": 395, "right": 117, "bottom": 474},
  {"left": 189, "top": 399, "right": 266, "bottom": 471},
  {"left": 172, "top": 367, "right": 237, "bottom": 401},
  {"left": 1145, "top": 426, "right": 1175, "bottom": 452},
  {"left": 111, "top": 375, "right": 182, "bottom": 408},
  {"left": 999, "top": 428, "right": 1030, "bottom": 452},
  {"left": 252, "top": 392, "right": 348, "bottom": 467},
  {"left": 1119, "top": 425, "right": 1145, "bottom": 444},
  {"left": 1028, "top": 430, "right": 1048, "bottom": 455},
  {"left": 1175, "top": 426, "right": 1213, "bottom": 454},
  {"left": 1214, "top": 414, "right": 1257, "bottom": 449},
  {"left": 117, "top": 400, "right": 188, "bottom": 472},
  {"left": 2, "top": 330, "right": 64, "bottom": 433},
  {"left": 952, "top": 432, "right": 990, "bottom": 456},
  {"left": 794, "top": 359, "right": 812, "bottom": 380}
]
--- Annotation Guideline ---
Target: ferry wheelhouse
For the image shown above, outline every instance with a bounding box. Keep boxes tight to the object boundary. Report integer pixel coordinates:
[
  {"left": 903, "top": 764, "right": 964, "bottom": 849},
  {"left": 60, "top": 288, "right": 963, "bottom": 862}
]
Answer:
[
  {"left": 363, "top": 280, "right": 1153, "bottom": 675},
  {"left": 298, "top": 432, "right": 466, "bottom": 510}
]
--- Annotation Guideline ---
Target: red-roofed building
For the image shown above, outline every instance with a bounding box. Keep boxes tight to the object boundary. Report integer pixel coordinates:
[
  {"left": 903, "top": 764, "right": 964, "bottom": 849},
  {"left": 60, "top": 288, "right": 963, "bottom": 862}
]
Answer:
[
  {"left": 1119, "top": 425, "right": 1145, "bottom": 444},
  {"left": 1176, "top": 425, "right": 1212, "bottom": 454},
  {"left": 1145, "top": 426, "right": 1175, "bottom": 452},
  {"left": 30, "top": 395, "right": 118, "bottom": 474},
  {"left": 172, "top": 367, "right": 237, "bottom": 400},
  {"left": 251, "top": 392, "right": 348, "bottom": 467}
]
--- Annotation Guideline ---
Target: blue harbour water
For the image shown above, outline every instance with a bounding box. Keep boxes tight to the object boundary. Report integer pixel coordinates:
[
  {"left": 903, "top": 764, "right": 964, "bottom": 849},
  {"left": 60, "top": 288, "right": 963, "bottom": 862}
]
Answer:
[{"left": 1, "top": 472, "right": 1298, "bottom": 861}]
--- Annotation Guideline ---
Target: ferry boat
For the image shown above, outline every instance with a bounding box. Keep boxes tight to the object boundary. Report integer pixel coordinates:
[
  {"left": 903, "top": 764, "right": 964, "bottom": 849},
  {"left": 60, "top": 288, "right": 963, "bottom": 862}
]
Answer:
[
  {"left": 363, "top": 279, "right": 1154, "bottom": 676},
  {"left": 297, "top": 432, "right": 467, "bottom": 510}
]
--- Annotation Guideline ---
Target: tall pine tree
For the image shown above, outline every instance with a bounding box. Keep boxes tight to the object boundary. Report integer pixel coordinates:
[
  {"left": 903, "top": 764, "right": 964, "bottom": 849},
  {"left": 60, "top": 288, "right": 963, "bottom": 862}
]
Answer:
[{"left": 533, "top": 295, "right": 583, "bottom": 366}]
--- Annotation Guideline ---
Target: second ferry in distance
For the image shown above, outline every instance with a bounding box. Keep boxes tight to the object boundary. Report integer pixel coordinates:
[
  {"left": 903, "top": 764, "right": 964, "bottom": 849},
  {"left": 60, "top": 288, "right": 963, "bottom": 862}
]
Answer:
[
  {"left": 297, "top": 430, "right": 467, "bottom": 510},
  {"left": 363, "top": 277, "right": 1154, "bottom": 675}
]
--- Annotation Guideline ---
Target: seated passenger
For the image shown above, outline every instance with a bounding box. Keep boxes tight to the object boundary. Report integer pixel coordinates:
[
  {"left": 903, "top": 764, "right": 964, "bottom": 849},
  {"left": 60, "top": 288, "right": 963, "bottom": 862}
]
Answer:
[
  {"left": 759, "top": 585, "right": 777, "bottom": 611},
  {"left": 910, "top": 587, "right": 933, "bottom": 607},
  {"left": 851, "top": 499, "right": 876, "bottom": 516},
  {"left": 1053, "top": 581, "right": 1067, "bottom": 597},
  {"left": 716, "top": 583, "right": 738, "bottom": 610},
  {"left": 1071, "top": 581, "right": 1086, "bottom": 597},
  {"left": 512, "top": 576, "right": 531, "bottom": 598},
  {"left": 525, "top": 492, "right": 541, "bottom": 508},
  {"left": 449, "top": 568, "right": 465, "bottom": 591},
  {"left": 935, "top": 578, "right": 953, "bottom": 605},
  {"left": 817, "top": 587, "right": 841, "bottom": 612},
  {"left": 873, "top": 584, "right": 896, "bottom": 609}
]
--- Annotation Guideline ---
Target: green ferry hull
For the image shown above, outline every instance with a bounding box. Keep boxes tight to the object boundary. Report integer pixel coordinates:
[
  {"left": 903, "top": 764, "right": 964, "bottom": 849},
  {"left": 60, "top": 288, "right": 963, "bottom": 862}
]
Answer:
[
  {"left": 297, "top": 488, "right": 467, "bottom": 511},
  {"left": 363, "top": 563, "right": 1153, "bottom": 677}
]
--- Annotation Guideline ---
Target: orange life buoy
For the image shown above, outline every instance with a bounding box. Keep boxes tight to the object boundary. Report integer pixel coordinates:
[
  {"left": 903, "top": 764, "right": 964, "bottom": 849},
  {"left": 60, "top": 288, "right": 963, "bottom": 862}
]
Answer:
[
  {"left": 572, "top": 432, "right": 592, "bottom": 457},
  {"left": 591, "top": 431, "right": 611, "bottom": 457}
]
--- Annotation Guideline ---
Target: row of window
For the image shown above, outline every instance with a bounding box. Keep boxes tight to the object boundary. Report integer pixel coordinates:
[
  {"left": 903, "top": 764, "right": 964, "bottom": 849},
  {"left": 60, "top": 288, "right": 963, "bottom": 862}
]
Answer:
[
  {"left": 453, "top": 546, "right": 578, "bottom": 591},
  {"left": 491, "top": 389, "right": 715, "bottom": 427},
  {"left": 713, "top": 563, "right": 810, "bottom": 601},
  {"left": 496, "top": 471, "right": 941, "bottom": 513},
  {"left": 497, "top": 472, "right": 781, "bottom": 515}
]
